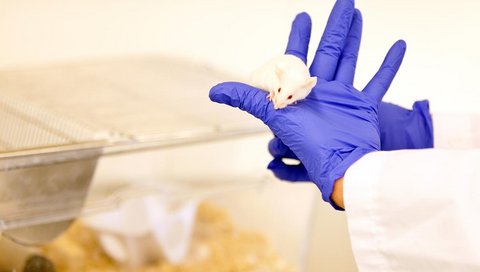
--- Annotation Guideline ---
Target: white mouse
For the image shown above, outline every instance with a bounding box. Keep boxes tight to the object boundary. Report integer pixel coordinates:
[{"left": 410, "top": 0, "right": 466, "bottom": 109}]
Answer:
[{"left": 250, "top": 54, "right": 317, "bottom": 109}]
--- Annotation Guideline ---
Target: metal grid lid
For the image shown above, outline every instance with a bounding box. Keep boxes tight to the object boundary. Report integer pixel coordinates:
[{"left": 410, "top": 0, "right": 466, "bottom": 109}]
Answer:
[{"left": 0, "top": 56, "right": 264, "bottom": 159}]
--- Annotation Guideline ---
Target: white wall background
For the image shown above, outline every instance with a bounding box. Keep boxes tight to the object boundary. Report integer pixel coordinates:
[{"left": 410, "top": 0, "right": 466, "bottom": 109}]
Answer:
[
  {"left": 1, "top": 0, "right": 479, "bottom": 112},
  {"left": 1, "top": 1, "right": 479, "bottom": 271}
]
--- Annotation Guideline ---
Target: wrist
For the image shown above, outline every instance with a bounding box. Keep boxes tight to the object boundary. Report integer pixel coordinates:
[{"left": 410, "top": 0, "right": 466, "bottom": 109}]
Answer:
[
  {"left": 331, "top": 177, "right": 344, "bottom": 209},
  {"left": 319, "top": 148, "right": 373, "bottom": 210}
]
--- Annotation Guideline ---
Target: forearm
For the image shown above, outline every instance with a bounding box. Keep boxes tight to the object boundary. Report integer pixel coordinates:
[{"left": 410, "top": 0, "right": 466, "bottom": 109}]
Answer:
[
  {"left": 331, "top": 111, "right": 480, "bottom": 210},
  {"left": 344, "top": 149, "right": 480, "bottom": 271}
]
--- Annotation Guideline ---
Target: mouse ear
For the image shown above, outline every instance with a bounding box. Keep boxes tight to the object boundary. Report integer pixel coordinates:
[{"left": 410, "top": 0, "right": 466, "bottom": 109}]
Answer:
[{"left": 303, "top": 77, "right": 317, "bottom": 90}]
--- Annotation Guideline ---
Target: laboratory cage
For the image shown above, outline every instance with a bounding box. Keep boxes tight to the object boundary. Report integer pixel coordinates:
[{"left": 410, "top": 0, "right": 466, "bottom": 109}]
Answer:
[{"left": 0, "top": 57, "right": 319, "bottom": 272}]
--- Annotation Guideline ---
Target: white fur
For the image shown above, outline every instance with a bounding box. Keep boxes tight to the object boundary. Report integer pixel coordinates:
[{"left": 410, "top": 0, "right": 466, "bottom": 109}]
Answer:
[{"left": 250, "top": 55, "right": 317, "bottom": 109}]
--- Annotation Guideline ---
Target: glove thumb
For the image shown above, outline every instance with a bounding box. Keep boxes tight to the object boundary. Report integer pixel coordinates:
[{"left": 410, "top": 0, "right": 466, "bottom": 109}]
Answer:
[{"left": 209, "top": 82, "right": 275, "bottom": 123}]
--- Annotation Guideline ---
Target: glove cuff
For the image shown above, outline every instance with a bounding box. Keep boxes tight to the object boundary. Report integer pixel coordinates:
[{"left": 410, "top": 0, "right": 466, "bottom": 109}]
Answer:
[
  {"left": 379, "top": 100, "right": 434, "bottom": 150},
  {"left": 319, "top": 149, "right": 373, "bottom": 211},
  {"left": 413, "top": 100, "right": 434, "bottom": 148}
]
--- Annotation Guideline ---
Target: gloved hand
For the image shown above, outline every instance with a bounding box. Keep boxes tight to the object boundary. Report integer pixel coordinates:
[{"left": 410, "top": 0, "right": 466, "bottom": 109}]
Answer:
[
  {"left": 209, "top": 0, "right": 407, "bottom": 209},
  {"left": 268, "top": 100, "right": 434, "bottom": 181},
  {"left": 267, "top": 1, "right": 433, "bottom": 182}
]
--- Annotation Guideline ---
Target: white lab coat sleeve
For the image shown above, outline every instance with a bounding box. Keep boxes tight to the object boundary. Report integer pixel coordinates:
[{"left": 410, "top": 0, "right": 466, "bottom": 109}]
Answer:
[
  {"left": 433, "top": 113, "right": 480, "bottom": 148},
  {"left": 344, "top": 149, "right": 480, "bottom": 272}
]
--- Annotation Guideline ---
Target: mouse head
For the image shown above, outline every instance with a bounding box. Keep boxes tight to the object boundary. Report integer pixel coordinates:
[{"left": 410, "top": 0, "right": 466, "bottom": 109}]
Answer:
[{"left": 273, "top": 66, "right": 317, "bottom": 109}]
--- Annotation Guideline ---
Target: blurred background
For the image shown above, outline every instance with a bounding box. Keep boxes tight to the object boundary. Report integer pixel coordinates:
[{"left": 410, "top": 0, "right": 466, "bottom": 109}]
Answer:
[
  {"left": 1, "top": 0, "right": 479, "bottom": 111},
  {"left": 0, "top": 0, "right": 479, "bottom": 271}
]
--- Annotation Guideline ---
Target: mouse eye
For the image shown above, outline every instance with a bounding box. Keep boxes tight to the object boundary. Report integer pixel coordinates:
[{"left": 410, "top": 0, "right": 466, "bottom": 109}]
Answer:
[
  {"left": 278, "top": 88, "right": 281, "bottom": 93},
  {"left": 287, "top": 95, "right": 293, "bottom": 100}
]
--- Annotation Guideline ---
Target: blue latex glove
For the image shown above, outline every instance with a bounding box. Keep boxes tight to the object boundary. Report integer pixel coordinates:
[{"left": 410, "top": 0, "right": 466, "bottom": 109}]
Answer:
[
  {"left": 209, "top": 0, "right": 407, "bottom": 208},
  {"left": 268, "top": 100, "right": 434, "bottom": 181},
  {"left": 378, "top": 100, "right": 433, "bottom": 150},
  {"left": 267, "top": 2, "right": 433, "bottom": 182},
  {"left": 286, "top": 5, "right": 433, "bottom": 152}
]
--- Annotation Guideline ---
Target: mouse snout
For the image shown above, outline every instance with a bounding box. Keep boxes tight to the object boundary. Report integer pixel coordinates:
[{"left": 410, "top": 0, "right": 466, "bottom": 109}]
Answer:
[{"left": 274, "top": 101, "right": 288, "bottom": 110}]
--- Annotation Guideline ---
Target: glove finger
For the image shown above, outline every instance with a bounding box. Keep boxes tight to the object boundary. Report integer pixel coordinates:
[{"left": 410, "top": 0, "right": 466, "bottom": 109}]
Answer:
[
  {"left": 267, "top": 158, "right": 310, "bottom": 182},
  {"left": 285, "top": 12, "right": 312, "bottom": 64},
  {"left": 363, "top": 40, "right": 407, "bottom": 102},
  {"left": 335, "top": 9, "right": 363, "bottom": 84},
  {"left": 209, "top": 82, "right": 276, "bottom": 123},
  {"left": 268, "top": 137, "right": 298, "bottom": 159},
  {"left": 309, "top": 0, "right": 355, "bottom": 81}
]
